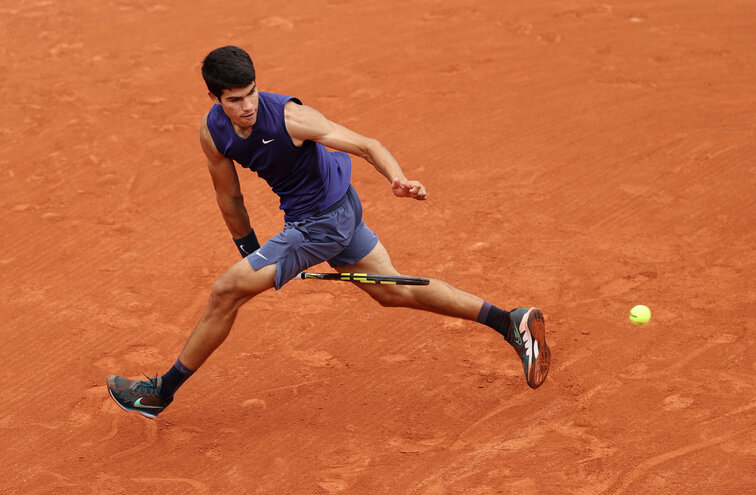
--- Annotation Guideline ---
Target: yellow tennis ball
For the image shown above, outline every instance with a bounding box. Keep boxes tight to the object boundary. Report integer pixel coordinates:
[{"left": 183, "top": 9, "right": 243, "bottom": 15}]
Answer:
[{"left": 629, "top": 305, "right": 651, "bottom": 325}]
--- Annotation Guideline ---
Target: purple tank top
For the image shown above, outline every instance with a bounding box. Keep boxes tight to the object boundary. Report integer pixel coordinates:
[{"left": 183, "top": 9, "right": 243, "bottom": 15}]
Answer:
[{"left": 206, "top": 92, "right": 352, "bottom": 222}]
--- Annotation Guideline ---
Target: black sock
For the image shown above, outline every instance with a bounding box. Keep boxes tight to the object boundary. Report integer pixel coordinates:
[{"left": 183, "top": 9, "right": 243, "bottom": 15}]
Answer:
[
  {"left": 159, "top": 359, "right": 195, "bottom": 401},
  {"left": 477, "top": 302, "right": 511, "bottom": 340}
]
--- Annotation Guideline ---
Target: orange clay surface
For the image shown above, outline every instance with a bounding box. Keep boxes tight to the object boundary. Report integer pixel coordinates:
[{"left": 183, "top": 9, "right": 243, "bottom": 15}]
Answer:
[{"left": 1, "top": 1, "right": 754, "bottom": 494}]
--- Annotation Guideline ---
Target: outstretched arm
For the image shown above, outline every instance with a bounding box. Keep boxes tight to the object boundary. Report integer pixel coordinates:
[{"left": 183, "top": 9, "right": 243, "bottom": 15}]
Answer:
[
  {"left": 200, "top": 114, "right": 259, "bottom": 256},
  {"left": 284, "top": 102, "right": 427, "bottom": 200}
]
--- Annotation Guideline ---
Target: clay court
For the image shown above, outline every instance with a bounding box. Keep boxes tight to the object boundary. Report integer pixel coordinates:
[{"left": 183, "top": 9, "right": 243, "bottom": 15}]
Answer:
[{"left": 1, "top": 0, "right": 754, "bottom": 493}]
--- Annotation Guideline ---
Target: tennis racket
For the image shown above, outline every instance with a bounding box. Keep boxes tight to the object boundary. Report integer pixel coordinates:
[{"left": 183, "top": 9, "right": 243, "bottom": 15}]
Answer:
[{"left": 299, "top": 272, "right": 430, "bottom": 285}]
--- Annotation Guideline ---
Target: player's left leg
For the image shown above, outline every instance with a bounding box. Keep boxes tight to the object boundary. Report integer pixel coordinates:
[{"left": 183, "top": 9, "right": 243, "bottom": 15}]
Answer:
[
  {"left": 338, "top": 241, "right": 551, "bottom": 388},
  {"left": 337, "top": 240, "right": 483, "bottom": 320}
]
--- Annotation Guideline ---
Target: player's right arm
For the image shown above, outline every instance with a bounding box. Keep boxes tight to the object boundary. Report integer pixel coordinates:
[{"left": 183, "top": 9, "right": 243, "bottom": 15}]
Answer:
[{"left": 200, "top": 114, "right": 258, "bottom": 255}]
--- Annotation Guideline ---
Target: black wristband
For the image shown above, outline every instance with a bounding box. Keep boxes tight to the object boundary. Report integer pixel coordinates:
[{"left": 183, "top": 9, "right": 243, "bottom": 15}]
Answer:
[{"left": 233, "top": 229, "right": 261, "bottom": 258}]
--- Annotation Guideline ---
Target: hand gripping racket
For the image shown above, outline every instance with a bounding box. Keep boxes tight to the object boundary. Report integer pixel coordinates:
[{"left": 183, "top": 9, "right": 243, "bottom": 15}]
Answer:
[{"left": 299, "top": 272, "right": 430, "bottom": 285}]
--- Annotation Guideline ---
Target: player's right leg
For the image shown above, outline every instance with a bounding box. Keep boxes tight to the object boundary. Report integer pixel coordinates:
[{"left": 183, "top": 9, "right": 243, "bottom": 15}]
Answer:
[
  {"left": 338, "top": 241, "right": 551, "bottom": 389},
  {"left": 107, "top": 259, "right": 276, "bottom": 418}
]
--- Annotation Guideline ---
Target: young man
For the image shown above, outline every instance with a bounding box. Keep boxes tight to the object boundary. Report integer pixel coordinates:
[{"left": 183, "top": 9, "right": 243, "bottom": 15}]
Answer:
[{"left": 107, "top": 46, "right": 550, "bottom": 419}]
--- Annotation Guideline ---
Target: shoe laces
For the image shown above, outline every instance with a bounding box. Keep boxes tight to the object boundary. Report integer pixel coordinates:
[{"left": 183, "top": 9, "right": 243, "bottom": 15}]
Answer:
[{"left": 132, "top": 374, "right": 160, "bottom": 397}]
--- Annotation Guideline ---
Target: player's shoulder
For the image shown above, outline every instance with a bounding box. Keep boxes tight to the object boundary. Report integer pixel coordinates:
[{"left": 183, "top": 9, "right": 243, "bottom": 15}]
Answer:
[
  {"left": 260, "top": 90, "right": 297, "bottom": 101},
  {"left": 199, "top": 110, "right": 212, "bottom": 138},
  {"left": 261, "top": 91, "right": 303, "bottom": 110},
  {"left": 199, "top": 110, "right": 224, "bottom": 158},
  {"left": 283, "top": 98, "right": 305, "bottom": 115},
  {"left": 202, "top": 103, "right": 225, "bottom": 121},
  {"left": 200, "top": 104, "right": 228, "bottom": 135}
]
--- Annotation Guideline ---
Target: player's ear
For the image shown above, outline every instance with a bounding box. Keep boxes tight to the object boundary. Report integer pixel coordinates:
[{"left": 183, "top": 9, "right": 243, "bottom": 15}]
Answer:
[{"left": 208, "top": 91, "right": 220, "bottom": 104}]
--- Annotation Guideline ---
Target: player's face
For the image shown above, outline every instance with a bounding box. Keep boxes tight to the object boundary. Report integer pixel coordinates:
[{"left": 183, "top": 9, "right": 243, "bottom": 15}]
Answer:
[{"left": 216, "top": 82, "right": 259, "bottom": 128}]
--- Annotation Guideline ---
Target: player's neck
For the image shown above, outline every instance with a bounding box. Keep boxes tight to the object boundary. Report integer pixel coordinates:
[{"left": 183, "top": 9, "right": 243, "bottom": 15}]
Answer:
[{"left": 232, "top": 122, "right": 254, "bottom": 139}]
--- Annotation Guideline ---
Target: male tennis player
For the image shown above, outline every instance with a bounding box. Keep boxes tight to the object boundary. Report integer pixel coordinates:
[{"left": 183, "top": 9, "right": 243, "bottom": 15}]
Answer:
[{"left": 107, "top": 46, "right": 550, "bottom": 418}]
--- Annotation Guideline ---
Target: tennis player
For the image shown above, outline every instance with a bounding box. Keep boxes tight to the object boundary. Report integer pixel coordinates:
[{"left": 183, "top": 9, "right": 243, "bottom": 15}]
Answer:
[{"left": 107, "top": 46, "right": 551, "bottom": 418}]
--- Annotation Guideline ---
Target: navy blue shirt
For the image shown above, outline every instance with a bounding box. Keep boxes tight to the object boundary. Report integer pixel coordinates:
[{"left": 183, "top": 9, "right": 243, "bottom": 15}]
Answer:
[{"left": 207, "top": 92, "right": 352, "bottom": 222}]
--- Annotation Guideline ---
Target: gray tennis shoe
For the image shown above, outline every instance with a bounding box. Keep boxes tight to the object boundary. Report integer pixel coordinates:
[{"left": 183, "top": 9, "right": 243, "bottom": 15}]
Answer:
[{"left": 106, "top": 374, "right": 172, "bottom": 419}]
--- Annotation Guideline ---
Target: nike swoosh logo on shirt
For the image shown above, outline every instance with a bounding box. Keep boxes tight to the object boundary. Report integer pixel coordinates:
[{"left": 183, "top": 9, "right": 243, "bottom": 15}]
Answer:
[
  {"left": 262, "top": 138, "right": 275, "bottom": 144},
  {"left": 134, "top": 398, "right": 163, "bottom": 409}
]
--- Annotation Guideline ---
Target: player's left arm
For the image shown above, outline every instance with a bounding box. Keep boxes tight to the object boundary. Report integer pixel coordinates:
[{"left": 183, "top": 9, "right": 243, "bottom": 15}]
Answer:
[{"left": 284, "top": 101, "right": 427, "bottom": 200}]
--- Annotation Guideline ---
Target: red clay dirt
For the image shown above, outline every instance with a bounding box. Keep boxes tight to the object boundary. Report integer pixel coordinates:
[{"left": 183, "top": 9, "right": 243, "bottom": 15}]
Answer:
[{"left": 1, "top": 1, "right": 754, "bottom": 494}]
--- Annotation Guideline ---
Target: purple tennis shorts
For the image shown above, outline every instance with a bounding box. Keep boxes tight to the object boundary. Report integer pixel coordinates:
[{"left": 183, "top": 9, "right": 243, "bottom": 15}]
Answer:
[{"left": 247, "top": 185, "right": 379, "bottom": 289}]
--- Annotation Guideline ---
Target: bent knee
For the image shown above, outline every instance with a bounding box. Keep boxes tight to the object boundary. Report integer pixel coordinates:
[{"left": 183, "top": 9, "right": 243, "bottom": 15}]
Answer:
[{"left": 209, "top": 274, "right": 250, "bottom": 306}]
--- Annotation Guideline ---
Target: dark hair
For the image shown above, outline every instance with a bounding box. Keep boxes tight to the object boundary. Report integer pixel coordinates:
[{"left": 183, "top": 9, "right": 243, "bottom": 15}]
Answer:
[{"left": 201, "top": 46, "right": 256, "bottom": 99}]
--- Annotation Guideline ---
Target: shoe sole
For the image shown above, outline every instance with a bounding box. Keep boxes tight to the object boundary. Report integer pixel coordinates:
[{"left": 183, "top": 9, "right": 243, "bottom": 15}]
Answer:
[
  {"left": 106, "top": 379, "right": 160, "bottom": 420},
  {"left": 524, "top": 308, "right": 551, "bottom": 389}
]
